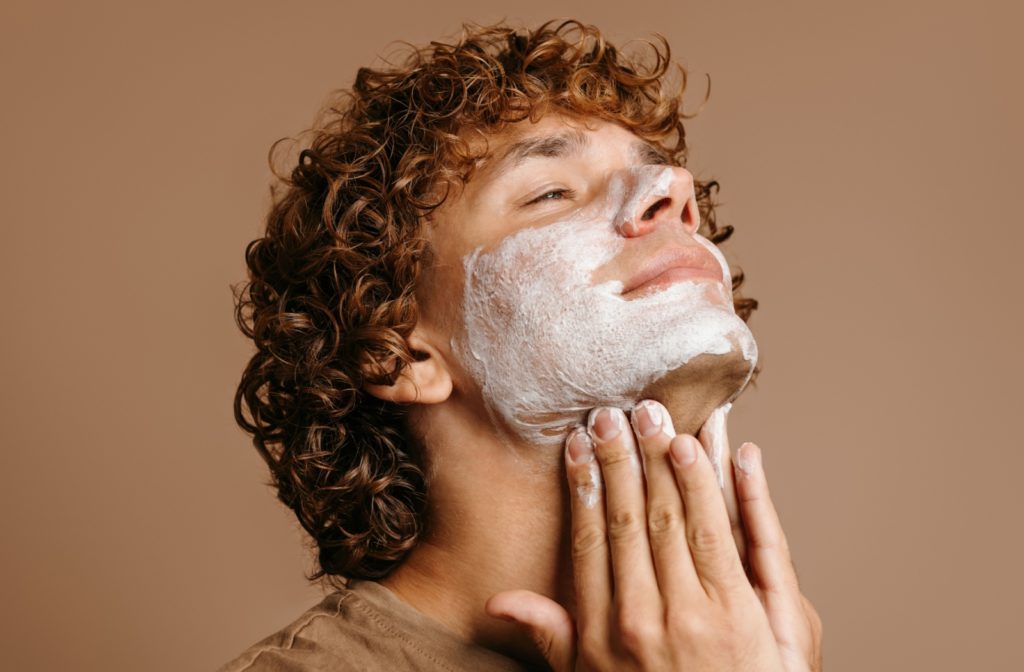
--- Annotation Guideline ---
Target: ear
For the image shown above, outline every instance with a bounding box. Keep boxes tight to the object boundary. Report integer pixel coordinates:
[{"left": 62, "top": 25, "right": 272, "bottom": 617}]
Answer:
[{"left": 363, "top": 327, "right": 453, "bottom": 405}]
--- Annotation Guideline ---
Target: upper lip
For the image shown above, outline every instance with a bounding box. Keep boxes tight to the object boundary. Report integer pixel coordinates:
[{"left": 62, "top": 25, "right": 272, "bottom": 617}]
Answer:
[{"left": 620, "top": 245, "right": 722, "bottom": 296}]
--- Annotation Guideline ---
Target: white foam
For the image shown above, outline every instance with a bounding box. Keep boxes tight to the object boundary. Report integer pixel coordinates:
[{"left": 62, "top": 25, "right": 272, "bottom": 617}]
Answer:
[
  {"left": 454, "top": 166, "right": 758, "bottom": 445},
  {"left": 702, "top": 402, "right": 732, "bottom": 488}
]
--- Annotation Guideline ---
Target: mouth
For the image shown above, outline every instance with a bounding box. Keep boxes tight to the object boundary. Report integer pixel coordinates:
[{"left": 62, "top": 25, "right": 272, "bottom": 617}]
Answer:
[{"left": 620, "top": 246, "right": 723, "bottom": 298}]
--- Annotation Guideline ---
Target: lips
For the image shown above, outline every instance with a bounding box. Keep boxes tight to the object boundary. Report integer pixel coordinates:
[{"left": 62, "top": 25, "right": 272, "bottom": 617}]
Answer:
[{"left": 620, "top": 245, "right": 723, "bottom": 297}]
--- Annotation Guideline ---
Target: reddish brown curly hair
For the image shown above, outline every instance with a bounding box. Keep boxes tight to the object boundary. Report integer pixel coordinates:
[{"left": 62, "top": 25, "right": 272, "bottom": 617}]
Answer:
[{"left": 234, "top": 18, "right": 757, "bottom": 586}]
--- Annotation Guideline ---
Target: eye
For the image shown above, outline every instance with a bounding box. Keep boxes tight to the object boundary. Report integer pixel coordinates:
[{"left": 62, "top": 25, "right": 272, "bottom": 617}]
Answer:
[{"left": 527, "top": 188, "right": 576, "bottom": 205}]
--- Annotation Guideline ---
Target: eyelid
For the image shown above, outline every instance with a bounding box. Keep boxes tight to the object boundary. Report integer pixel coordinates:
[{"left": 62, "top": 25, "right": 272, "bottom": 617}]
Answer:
[{"left": 524, "top": 187, "right": 576, "bottom": 206}]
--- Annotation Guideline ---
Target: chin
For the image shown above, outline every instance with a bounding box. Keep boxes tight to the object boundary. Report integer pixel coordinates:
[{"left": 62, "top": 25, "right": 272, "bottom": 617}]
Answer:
[{"left": 638, "top": 348, "right": 755, "bottom": 436}]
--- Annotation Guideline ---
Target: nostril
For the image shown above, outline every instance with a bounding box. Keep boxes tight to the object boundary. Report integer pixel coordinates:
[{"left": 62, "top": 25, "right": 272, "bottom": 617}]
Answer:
[{"left": 641, "top": 197, "right": 671, "bottom": 221}]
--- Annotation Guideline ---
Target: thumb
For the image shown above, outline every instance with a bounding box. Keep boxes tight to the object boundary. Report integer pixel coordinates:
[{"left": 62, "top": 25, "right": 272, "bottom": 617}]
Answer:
[{"left": 485, "top": 589, "right": 576, "bottom": 672}]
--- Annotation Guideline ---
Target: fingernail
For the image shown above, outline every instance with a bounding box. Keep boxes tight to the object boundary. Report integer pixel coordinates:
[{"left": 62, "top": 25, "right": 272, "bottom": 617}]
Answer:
[
  {"left": 588, "top": 407, "right": 624, "bottom": 442},
  {"left": 736, "top": 442, "right": 759, "bottom": 475},
  {"left": 630, "top": 400, "right": 664, "bottom": 438},
  {"left": 566, "top": 428, "right": 595, "bottom": 464},
  {"left": 670, "top": 435, "right": 698, "bottom": 466}
]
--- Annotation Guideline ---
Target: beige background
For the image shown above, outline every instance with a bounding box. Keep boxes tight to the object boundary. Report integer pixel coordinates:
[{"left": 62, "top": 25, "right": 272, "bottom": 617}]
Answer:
[{"left": 1, "top": 1, "right": 1021, "bottom": 670}]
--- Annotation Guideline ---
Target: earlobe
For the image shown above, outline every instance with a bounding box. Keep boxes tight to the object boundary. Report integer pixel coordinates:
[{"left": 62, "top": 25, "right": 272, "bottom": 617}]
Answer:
[{"left": 363, "top": 329, "right": 453, "bottom": 405}]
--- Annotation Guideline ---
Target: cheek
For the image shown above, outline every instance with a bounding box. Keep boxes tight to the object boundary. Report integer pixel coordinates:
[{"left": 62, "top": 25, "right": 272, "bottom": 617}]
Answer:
[
  {"left": 417, "top": 246, "right": 466, "bottom": 321},
  {"left": 458, "top": 217, "right": 619, "bottom": 342},
  {"left": 451, "top": 203, "right": 758, "bottom": 445},
  {"left": 410, "top": 261, "right": 470, "bottom": 380}
]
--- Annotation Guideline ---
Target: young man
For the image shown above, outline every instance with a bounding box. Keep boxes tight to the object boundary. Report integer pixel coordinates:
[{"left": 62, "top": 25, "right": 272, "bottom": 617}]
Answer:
[{"left": 225, "top": 19, "right": 822, "bottom": 672}]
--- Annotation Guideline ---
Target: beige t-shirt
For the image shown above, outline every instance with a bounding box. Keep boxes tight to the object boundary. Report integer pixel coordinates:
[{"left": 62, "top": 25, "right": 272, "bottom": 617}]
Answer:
[{"left": 218, "top": 580, "right": 536, "bottom": 672}]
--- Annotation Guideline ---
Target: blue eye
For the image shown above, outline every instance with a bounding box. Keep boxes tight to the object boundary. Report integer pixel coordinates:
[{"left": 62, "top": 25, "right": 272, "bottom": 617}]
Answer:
[{"left": 528, "top": 188, "right": 575, "bottom": 205}]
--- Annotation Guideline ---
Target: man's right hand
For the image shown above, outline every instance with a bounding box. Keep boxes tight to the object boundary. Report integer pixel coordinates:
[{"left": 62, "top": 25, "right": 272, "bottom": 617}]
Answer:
[{"left": 486, "top": 400, "right": 823, "bottom": 671}]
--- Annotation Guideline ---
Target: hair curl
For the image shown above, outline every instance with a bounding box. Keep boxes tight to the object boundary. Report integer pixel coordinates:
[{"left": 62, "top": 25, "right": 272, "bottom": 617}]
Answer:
[{"left": 233, "top": 18, "right": 758, "bottom": 586}]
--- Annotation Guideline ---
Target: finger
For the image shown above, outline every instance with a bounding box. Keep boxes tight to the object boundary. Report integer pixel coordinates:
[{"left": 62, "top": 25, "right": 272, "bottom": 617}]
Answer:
[
  {"left": 697, "top": 406, "right": 749, "bottom": 567},
  {"left": 565, "top": 426, "right": 611, "bottom": 641},
  {"left": 630, "top": 400, "right": 702, "bottom": 604},
  {"left": 734, "top": 442, "right": 802, "bottom": 601},
  {"left": 720, "top": 444, "right": 750, "bottom": 573},
  {"left": 486, "top": 589, "right": 576, "bottom": 672},
  {"left": 669, "top": 433, "right": 748, "bottom": 600},
  {"left": 588, "top": 407, "right": 661, "bottom": 613},
  {"left": 735, "top": 444, "right": 821, "bottom": 662}
]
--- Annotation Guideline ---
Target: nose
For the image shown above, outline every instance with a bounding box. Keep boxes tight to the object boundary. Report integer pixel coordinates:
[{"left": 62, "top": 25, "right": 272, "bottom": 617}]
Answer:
[{"left": 616, "top": 166, "right": 701, "bottom": 238}]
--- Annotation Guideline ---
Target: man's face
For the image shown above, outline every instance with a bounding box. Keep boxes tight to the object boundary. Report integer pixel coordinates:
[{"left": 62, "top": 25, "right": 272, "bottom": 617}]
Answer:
[{"left": 420, "top": 113, "right": 757, "bottom": 444}]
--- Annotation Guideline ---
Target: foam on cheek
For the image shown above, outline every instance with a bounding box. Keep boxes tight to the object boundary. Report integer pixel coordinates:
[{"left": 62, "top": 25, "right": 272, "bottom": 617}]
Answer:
[
  {"left": 455, "top": 169, "right": 758, "bottom": 445},
  {"left": 694, "top": 233, "right": 733, "bottom": 291}
]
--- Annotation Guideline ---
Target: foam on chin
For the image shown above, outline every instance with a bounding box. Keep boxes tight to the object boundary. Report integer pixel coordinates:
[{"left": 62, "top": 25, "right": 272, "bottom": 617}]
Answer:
[{"left": 454, "top": 169, "right": 758, "bottom": 446}]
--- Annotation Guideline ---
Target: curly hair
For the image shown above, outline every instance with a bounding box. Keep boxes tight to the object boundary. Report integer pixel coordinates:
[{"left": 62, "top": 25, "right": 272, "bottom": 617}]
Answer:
[{"left": 233, "top": 18, "right": 758, "bottom": 586}]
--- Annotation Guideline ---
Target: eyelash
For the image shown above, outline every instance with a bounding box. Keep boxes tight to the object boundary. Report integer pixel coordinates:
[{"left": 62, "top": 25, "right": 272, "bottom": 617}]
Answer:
[{"left": 528, "top": 188, "right": 576, "bottom": 205}]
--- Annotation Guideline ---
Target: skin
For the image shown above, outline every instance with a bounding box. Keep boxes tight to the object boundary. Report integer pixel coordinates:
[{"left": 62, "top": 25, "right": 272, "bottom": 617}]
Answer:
[{"left": 366, "top": 113, "right": 822, "bottom": 670}]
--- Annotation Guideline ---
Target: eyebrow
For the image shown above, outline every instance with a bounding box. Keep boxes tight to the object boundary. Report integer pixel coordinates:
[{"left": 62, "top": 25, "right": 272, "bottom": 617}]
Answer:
[
  {"left": 495, "top": 129, "right": 590, "bottom": 172},
  {"left": 488, "top": 129, "right": 674, "bottom": 174},
  {"left": 633, "top": 142, "right": 674, "bottom": 166}
]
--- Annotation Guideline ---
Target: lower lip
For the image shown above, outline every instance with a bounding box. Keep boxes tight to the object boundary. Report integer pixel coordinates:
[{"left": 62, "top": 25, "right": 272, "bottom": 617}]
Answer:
[{"left": 624, "top": 266, "right": 722, "bottom": 297}]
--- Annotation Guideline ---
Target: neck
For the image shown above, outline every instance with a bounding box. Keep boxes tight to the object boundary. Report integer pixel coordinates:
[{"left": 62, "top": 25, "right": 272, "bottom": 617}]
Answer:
[
  {"left": 380, "top": 418, "right": 571, "bottom": 666},
  {"left": 378, "top": 377, "right": 738, "bottom": 666}
]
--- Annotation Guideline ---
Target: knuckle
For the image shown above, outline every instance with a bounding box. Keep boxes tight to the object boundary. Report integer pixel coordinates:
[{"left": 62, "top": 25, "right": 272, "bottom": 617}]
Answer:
[
  {"left": 683, "top": 469, "right": 714, "bottom": 496},
  {"left": 667, "top": 610, "right": 713, "bottom": 642},
  {"left": 572, "top": 524, "right": 607, "bottom": 559},
  {"left": 687, "top": 521, "right": 728, "bottom": 556},
  {"left": 570, "top": 467, "right": 602, "bottom": 500},
  {"left": 737, "top": 483, "right": 766, "bottom": 505},
  {"left": 674, "top": 605, "right": 756, "bottom": 651},
  {"left": 607, "top": 508, "right": 643, "bottom": 541},
  {"left": 639, "top": 438, "right": 669, "bottom": 462},
  {"left": 569, "top": 464, "right": 596, "bottom": 488},
  {"left": 706, "top": 578, "right": 748, "bottom": 608},
  {"left": 616, "top": 610, "right": 660, "bottom": 654},
  {"left": 760, "top": 533, "right": 794, "bottom": 569},
  {"left": 750, "top": 526, "right": 781, "bottom": 550},
  {"left": 743, "top": 503, "right": 787, "bottom": 549},
  {"left": 596, "top": 444, "right": 637, "bottom": 469},
  {"left": 647, "top": 504, "right": 683, "bottom": 537}
]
